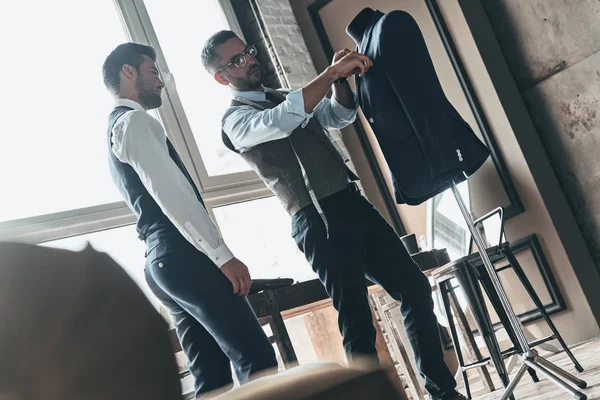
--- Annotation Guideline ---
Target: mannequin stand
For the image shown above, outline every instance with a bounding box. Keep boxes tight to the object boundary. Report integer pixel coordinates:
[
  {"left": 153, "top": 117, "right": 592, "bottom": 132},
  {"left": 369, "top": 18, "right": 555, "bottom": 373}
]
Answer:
[{"left": 449, "top": 180, "right": 588, "bottom": 400}]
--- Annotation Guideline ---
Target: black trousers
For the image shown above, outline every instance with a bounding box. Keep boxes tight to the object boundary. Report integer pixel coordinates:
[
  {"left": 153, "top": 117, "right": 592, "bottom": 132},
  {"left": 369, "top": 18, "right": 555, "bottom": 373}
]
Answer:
[
  {"left": 144, "top": 235, "right": 277, "bottom": 397},
  {"left": 291, "top": 188, "right": 458, "bottom": 400}
]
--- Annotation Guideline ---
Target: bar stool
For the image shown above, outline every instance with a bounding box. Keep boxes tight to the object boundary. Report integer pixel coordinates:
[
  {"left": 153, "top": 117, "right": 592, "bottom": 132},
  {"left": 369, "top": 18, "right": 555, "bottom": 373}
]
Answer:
[{"left": 433, "top": 208, "right": 582, "bottom": 399}]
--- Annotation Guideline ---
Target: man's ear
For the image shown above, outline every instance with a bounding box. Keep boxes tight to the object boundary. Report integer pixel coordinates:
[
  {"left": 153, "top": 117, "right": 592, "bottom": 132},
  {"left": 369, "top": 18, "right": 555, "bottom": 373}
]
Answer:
[
  {"left": 214, "top": 72, "right": 229, "bottom": 86},
  {"left": 121, "top": 64, "right": 137, "bottom": 81}
]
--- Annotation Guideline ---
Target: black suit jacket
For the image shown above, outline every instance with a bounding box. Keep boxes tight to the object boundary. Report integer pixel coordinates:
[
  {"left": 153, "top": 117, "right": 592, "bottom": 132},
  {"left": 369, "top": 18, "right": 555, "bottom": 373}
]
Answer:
[{"left": 356, "top": 10, "right": 489, "bottom": 205}]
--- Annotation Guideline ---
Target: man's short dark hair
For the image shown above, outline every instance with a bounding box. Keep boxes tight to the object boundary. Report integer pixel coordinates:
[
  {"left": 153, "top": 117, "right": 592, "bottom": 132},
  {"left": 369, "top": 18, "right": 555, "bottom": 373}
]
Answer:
[
  {"left": 102, "top": 43, "right": 157, "bottom": 95},
  {"left": 201, "top": 30, "right": 239, "bottom": 73}
]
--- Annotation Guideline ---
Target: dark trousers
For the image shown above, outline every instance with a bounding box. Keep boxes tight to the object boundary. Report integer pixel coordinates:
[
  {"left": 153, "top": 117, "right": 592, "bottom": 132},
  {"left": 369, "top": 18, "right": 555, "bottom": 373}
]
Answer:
[
  {"left": 144, "top": 235, "right": 277, "bottom": 397},
  {"left": 291, "top": 189, "right": 458, "bottom": 400}
]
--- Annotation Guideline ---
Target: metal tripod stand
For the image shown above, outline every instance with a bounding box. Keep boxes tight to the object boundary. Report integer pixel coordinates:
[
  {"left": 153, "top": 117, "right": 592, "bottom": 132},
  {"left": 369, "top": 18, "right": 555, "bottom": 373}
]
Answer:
[{"left": 449, "top": 180, "right": 588, "bottom": 400}]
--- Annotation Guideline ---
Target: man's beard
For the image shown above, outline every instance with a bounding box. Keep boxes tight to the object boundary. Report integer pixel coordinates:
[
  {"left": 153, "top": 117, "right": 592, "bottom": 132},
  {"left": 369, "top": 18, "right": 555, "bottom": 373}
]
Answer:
[
  {"left": 136, "top": 77, "right": 162, "bottom": 109},
  {"left": 229, "top": 64, "right": 263, "bottom": 91}
]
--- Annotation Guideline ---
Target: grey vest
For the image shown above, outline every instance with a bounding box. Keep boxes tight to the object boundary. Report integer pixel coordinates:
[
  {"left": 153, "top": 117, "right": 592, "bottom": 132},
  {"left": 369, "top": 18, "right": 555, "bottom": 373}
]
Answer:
[{"left": 222, "top": 90, "right": 358, "bottom": 217}]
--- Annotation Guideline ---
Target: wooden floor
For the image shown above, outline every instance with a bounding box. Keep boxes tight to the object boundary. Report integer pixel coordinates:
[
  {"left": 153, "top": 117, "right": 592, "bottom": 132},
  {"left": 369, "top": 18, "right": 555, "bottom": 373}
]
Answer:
[{"left": 458, "top": 339, "right": 600, "bottom": 400}]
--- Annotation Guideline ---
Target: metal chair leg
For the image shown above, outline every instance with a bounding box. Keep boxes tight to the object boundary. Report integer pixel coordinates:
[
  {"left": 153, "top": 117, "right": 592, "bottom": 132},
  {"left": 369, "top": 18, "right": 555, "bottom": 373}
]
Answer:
[
  {"left": 504, "top": 249, "right": 584, "bottom": 373},
  {"left": 447, "top": 282, "right": 495, "bottom": 392},
  {"left": 477, "top": 266, "right": 539, "bottom": 383},
  {"left": 440, "top": 279, "right": 472, "bottom": 399},
  {"left": 476, "top": 266, "right": 520, "bottom": 350},
  {"left": 454, "top": 266, "right": 513, "bottom": 399},
  {"left": 527, "top": 366, "right": 540, "bottom": 383}
]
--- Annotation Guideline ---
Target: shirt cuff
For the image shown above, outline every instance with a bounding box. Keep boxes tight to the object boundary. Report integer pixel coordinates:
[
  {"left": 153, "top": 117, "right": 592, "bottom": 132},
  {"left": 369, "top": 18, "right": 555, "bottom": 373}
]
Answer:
[
  {"left": 330, "top": 92, "right": 359, "bottom": 120},
  {"left": 288, "top": 89, "right": 314, "bottom": 128},
  {"left": 210, "top": 244, "right": 235, "bottom": 268}
]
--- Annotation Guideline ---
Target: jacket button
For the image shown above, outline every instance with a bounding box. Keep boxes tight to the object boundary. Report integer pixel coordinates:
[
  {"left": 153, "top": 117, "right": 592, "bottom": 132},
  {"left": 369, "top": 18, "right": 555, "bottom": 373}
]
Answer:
[
  {"left": 158, "top": 262, "right": 164, "bottom": 268},
  {"left": 369, "top": 117, "right": 374, "bottom": 123}
]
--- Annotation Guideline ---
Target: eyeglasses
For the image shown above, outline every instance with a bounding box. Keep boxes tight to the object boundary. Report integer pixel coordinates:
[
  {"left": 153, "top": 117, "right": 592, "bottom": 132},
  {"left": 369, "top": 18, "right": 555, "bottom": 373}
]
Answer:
[{"left": 216, "top": 45, "right": 258, "bottom": 73}]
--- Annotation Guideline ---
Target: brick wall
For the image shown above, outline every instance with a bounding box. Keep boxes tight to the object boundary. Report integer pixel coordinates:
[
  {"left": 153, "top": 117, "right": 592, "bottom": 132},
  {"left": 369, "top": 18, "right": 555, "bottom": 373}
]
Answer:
[
  {"left": 230, "top": 0, "right": 282, "bottom": 89},
  {"left": 255, "top": 0, "right": 319, "bottom": 88}
]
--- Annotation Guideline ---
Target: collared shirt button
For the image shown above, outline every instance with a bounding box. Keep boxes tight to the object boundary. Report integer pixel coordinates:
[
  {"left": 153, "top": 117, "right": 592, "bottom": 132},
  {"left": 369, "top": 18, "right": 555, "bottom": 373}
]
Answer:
[
  {"left": 158, "top": 262, "right": 164, "bottom": 268},
  {"left": 369, "top": 117, "right": 374, "bottom": 123}
]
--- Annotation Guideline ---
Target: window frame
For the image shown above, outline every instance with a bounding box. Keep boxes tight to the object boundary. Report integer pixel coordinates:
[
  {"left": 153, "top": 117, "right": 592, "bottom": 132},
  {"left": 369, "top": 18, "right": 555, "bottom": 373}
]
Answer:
[
  {"left": 0, "top": 0, "right": 273, "bottom": 246},
  {"left": 123, "top": 0, "right": 264, "bottom": 192}
]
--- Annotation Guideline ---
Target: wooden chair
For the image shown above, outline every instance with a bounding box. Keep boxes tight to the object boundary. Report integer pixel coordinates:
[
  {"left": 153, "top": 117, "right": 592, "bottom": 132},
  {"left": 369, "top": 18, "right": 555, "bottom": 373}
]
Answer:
[{"left": 170, "top": 278, "right": 299, "bottom": 383}]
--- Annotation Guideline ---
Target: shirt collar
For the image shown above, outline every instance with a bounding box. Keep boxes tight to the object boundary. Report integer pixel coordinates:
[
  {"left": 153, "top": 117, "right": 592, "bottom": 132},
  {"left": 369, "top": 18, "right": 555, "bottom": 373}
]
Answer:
[
  {"left": 231, "top": 86, "right": 268, "bottom": 102},
  {"left": 114, "top": 98, "right": 145, "bottom": 112}
]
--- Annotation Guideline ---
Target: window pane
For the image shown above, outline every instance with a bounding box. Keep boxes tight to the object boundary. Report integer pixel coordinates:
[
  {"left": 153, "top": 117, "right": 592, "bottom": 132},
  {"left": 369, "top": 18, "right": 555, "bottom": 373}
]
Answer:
[
  {"left": 41, "top": 225, "right": 160, "bottom": 309},
  {"left": 432, "top": 181, "right": 470, "bottom": 260},
  {"left": 213, "top": 197, "right": 317, "bottom": 283},
  {"left": 143, "top": 0, "right": 252, "bottom": 176},
  {"left": 0, "top": 1, "right": 127, "bottom": 223}
]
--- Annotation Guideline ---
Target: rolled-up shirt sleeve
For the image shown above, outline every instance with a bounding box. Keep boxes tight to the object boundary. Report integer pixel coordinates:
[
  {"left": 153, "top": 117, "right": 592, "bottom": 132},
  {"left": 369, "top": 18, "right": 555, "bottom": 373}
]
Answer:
[
  {"left": 112, "top": 110, "right": 234, "bottom": 267},
  {"left": 313, "top": 92, "right": 359, "bottom": 130},
  {"left": 222, "top": 89, "right": 316, "bottom": 152}
]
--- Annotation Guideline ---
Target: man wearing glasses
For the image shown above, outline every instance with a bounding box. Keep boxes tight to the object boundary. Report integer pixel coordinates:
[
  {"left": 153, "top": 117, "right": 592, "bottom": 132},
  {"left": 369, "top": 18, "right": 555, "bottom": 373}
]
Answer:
[{"left": 203, "top": 31, "right": 465, "bottom": 400}]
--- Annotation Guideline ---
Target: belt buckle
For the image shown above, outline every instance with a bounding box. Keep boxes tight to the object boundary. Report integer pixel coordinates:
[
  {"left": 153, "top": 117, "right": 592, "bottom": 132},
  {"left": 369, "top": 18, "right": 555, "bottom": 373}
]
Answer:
[{"left": 348, "top": 182, "right": 360, "bottom": 194}]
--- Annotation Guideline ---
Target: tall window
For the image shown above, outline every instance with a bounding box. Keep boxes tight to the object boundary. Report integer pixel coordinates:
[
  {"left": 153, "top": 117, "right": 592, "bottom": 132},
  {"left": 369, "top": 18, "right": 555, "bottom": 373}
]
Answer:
[
  {"left": 213, "top": 197, "right": 316, "bottom": 283},
  {"left": 0, "top": 0, "right": 127, "bottom": 222},
  {"left": 143, "top": 0, "right": 252, "bottom": 177}
]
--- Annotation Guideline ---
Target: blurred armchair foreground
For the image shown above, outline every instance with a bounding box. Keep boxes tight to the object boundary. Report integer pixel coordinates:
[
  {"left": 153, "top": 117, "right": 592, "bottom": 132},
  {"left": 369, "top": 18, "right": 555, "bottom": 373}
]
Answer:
[
  {"left": 0, "top": 242, "right": 181, "bottom": 400},
  {"left": 0, "top": 242, "right": 405, "bottom": 400}
]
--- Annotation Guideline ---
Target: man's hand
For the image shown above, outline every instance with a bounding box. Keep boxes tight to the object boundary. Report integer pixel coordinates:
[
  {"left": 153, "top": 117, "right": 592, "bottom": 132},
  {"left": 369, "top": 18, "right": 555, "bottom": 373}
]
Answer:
[
  {"left": 330, "top": 50, "right": 373, "bottom": 79},
  {"left": 220, "top": 257, "right": 252, "bottom": 296},
  {"left": 302, "top": 49, "right": 372, "bottom": 113},
  {"left": 332, "top": 48, "right": 352, "bottom": 63}
]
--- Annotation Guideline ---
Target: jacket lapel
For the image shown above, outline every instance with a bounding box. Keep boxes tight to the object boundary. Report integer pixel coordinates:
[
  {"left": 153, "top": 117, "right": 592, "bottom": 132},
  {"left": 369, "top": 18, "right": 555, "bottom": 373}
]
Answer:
[
  {"left": 358, "top": 12, "right": 380, "bottom": 55},
  {"left": 356, "top": 11, "right": 383, "bottom": 105}
]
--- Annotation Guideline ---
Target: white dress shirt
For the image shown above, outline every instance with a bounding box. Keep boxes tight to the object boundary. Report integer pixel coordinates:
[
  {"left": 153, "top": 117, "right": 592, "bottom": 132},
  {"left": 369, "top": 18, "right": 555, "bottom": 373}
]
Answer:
[
  {"left": 111, "top": 99, "right": 234, "bottom": 268},
  {"left": 222, "top": 87, "right": 358, "bottom": 152}
]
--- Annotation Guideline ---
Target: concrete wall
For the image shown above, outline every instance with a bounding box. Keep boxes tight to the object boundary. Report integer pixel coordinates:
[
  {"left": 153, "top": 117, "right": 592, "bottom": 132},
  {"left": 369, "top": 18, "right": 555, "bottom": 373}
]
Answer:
[
  {"left": 477, "top": 0, "right": 600, "bottom": 270},
  {"left": 454, "top": 0, "right": 600, "bottom": 337}
]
